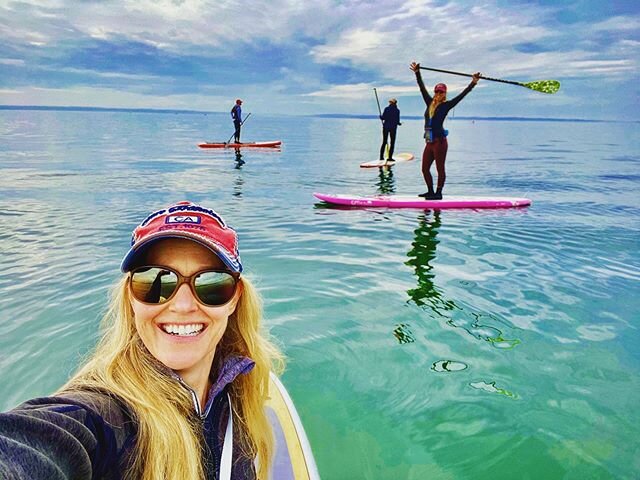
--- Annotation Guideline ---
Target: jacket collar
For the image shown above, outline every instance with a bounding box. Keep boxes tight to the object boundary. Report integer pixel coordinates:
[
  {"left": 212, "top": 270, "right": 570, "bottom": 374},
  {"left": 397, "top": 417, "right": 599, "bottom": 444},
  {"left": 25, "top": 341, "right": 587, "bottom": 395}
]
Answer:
[{"left": 161, "top": 355, "right": 255, "bottom": 418}]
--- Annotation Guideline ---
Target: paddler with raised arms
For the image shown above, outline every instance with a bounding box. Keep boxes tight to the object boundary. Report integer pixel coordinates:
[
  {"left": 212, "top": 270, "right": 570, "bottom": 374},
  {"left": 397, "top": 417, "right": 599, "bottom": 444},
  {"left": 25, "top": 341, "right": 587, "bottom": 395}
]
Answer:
[{"left": 410, "top": 61, "right": 480, "bottom": 199}]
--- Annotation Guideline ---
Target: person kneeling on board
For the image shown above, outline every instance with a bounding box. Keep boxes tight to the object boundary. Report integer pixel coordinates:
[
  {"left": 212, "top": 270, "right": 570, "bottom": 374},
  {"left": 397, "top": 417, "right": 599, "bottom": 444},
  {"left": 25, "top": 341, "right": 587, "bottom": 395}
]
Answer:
[
  {"left": 410, "top": 61, "right": 480, "bottom": 199},
  {"left": 379, "top": 98, "right": 402, "bottom": 162},
  {"left": 0, "top": 201, "right": 284, "bottom": 480}
]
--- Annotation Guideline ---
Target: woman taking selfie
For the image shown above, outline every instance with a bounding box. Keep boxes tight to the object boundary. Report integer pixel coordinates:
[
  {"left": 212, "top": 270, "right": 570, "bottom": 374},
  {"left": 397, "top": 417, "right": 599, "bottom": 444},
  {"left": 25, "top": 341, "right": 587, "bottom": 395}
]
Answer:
[{"left": 0, "top": 201, "right": 283, "bottom": 480}]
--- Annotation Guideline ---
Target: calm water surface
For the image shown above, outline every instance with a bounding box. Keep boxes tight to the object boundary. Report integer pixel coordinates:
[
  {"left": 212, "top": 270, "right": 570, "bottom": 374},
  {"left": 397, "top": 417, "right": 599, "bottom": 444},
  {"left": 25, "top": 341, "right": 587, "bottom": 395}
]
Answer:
[{"left": 1, "top": 110, "right": 639, "bottom": 479}]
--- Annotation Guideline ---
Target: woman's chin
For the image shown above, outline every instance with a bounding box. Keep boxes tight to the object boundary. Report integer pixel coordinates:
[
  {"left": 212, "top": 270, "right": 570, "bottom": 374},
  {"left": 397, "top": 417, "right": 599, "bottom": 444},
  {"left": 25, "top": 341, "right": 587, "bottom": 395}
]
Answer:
[{"left": 157, "top": 353, "right": 203, "bottom": 374}]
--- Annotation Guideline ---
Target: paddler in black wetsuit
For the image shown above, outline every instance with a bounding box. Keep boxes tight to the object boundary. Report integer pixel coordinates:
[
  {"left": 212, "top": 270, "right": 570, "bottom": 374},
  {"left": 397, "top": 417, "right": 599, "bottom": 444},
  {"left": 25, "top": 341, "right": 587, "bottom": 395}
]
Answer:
[
  {"left": 379, "top": 98, "right": 402, "bottom": 162},
  {"left": 230, "top": 98, "right": 243, "bottom": 143},
  {"left": 410, "top": 61, "right": 480, "bottom": 199}
]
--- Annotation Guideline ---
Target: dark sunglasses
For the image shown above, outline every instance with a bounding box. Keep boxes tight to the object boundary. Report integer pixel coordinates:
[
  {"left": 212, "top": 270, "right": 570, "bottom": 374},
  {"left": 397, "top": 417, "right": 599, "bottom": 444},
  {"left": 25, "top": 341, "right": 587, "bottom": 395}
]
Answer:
[{"left": 129, "top": 266, "right": 240, "bottom": 307}]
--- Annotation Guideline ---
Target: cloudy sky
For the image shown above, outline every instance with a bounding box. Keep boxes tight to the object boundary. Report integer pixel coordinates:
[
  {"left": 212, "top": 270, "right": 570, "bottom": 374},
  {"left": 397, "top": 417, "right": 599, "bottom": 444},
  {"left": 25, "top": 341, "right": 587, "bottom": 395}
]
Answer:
[{"left": 1, "top": 0, "right": 638, "bottom": 120}]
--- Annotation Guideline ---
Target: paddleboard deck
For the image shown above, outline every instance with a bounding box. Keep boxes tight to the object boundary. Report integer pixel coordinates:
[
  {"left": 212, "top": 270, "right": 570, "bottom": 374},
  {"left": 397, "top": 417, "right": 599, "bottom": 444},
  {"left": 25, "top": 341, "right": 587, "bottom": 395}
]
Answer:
[
  {"left": 198, "top": 140, "right": 282, "bottom": 149},
  {"left": 267, "top": 372, "right": 320, "bottom": 480},
  {"left": 360, "top": 152, "right": 414, "bottom": 168},
  {"left": 314, "top": 192, "right": 532, "bottom": 209}
]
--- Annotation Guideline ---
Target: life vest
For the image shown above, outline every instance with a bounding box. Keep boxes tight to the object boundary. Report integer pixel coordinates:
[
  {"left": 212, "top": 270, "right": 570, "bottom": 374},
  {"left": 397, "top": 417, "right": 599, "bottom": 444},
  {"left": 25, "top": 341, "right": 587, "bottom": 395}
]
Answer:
[{"left": 424, "top": 117, "right": 448, "bottom": 142}]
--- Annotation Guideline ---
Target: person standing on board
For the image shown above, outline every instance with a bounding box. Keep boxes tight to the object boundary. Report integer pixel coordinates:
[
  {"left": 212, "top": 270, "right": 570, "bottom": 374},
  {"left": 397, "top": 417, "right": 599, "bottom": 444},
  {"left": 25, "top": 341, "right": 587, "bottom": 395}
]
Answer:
[
  {"left": 231, "top": 98, "right": 243, "bottom": 144},
  {"left": 0, "top": 201, "right": 284, "bottom": 479},
  {"left": 379, "top": 98, "right": 402, "bottom": 162},
  {"left": 410, "top": 61, "right": 480, "bottom": 199}
]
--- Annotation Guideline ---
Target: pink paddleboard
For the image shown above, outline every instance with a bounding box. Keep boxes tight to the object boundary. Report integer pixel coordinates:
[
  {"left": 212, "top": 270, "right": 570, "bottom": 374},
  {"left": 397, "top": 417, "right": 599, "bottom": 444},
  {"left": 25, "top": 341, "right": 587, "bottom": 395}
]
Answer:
[{"left": 313, "top": 193, "right": 532, "bottom": 209}]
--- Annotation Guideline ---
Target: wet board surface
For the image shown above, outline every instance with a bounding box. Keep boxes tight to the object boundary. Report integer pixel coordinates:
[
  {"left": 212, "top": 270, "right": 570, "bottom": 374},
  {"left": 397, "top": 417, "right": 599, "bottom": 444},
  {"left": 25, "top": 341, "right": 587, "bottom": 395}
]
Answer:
[
  {"left": 360, "top": 152, "right": 414, "bottom": 168},
  {"left": 267, "top": 372, "right": 320, "bottom": 480},
  {"left": 198, "top": 140, "right": 282, "bottom": 148},
  {"left": 314, "top": 192, "right": 532, "bottom": 209}
]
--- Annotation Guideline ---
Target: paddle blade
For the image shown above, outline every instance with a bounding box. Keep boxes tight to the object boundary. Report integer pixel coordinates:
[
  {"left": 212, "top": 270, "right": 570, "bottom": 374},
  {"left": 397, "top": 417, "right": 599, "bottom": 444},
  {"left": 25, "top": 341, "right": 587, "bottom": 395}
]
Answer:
[{"left": 522, "top": 80, "right": 560, "bottom": 94}]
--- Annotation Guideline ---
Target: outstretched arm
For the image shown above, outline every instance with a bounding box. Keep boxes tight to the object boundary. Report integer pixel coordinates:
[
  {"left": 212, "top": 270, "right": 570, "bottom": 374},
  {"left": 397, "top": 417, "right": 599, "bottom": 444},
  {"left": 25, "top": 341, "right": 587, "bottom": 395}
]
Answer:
[
  {"left": 0, "top": 395, "right": 127, "bottom": 479},
  {"left": 447, "top": 72, "right": 481, "bottom": 109},
  {"left": 410, "top": 62, "right": 431, "bottom": 105}
]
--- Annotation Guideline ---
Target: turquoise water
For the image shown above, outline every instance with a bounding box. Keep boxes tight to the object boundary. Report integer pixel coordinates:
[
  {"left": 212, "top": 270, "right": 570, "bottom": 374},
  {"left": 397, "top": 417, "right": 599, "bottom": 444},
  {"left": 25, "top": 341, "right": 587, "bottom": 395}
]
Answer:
[{"left": 1, "top": 109, "right": 639, "bottom": 479}]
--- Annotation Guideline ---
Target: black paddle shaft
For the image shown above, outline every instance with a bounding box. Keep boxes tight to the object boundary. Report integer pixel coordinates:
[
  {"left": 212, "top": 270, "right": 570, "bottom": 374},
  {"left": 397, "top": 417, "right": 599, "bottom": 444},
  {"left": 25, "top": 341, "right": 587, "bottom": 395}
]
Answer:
[
  {"left": 418, "top": 66, "right": 523, "bottom": 87},
  {"left": 373, "top": 88, "right": 383, "bottom": 124}
]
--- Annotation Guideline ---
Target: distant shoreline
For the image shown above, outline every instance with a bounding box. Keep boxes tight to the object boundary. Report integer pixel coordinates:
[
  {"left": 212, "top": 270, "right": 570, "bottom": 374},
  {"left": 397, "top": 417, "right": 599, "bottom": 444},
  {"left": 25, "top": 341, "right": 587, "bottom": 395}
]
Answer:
[
  {"left": 1, "top": 105, "right": 636, "bottom": 123},
  {"left": 311, "top": 114, "right": 631, "bottom": 123}
]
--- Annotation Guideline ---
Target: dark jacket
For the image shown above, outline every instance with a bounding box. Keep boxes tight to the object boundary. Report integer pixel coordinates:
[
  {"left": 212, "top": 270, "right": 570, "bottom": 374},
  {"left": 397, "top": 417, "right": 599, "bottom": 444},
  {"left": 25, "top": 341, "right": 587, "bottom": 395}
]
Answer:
[
  {"left": 380, "top": 104, "right": 401, "bottom": 130},
  {"left": 0, "top": 356, "right": 256, "bottom": 480},
  {"left": 415, "top": 71, "right": 476, "bottom": 139},
  {"left": 231, "top": 105, "right": 242, "bottom": 124}
]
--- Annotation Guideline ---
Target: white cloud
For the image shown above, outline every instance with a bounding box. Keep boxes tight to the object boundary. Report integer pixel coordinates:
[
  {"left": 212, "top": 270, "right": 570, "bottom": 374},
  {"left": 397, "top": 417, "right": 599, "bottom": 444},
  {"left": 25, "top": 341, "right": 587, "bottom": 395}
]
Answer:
[
  {"left": 0, "top": 85, "right": 223, "bottom": 110},
  {"left": 590, "top": 15, "right": 640, "bottom": 32},
  {"left": 0, "top": 58, "right": 25, "bottom": 66},
  {"left": 309, "top": 1, "right": 553, "bottom": 81},
  {"left": 565, "top": 59, "right": 635, "bottom": 73},
  {"left": 1, "top": 0, "right": 343, "bottom": 51},
  {"left": 56, "top": 67, "right": 160, "bottom": 81},
  {"left": 3, "top": 0, "right": 638, "bottom": 80},
  {"left": 1, "top": 0, "right": 639, "bottom": 119},
  {"left": 312, "top": 29, "right": 386, "bottom": 63},
  {"left": 305, "top": 83, "right": 379, "bottom": 99},
  {"left": 306, "top": 83, "right": 446, "bottom": 100},
  {"left": 308, "top": 0, "right": 638, "bottom": 83}
]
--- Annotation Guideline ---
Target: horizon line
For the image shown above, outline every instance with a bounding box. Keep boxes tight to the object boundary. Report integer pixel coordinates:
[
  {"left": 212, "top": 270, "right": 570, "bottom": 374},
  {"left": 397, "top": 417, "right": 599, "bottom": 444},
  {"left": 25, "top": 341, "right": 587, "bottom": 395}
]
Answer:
[{"left": 0, "top": 104, "right": 636, "bottom": 123}]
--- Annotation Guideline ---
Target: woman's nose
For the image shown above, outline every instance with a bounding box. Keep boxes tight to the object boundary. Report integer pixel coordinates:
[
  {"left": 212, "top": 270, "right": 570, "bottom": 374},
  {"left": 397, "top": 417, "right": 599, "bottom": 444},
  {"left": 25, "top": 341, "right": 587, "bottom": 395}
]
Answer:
[{"left": 168, "top": 283, "right": 199, "bottom": 312}]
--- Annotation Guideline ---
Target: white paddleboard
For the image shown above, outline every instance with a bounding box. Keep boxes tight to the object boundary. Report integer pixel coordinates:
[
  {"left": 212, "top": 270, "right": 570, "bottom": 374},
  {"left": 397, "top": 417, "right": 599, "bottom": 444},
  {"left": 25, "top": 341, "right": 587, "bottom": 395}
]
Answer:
[{"left": 360, "top": 152, "right": 414, "bottom": 168}]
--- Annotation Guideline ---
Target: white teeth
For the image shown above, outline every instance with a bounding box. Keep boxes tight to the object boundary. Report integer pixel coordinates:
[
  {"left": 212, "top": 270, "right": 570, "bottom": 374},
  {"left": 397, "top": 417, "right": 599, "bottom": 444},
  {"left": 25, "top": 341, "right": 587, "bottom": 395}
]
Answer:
[{"left": 161, "top": 324, "right": 204, "bottom": 336}]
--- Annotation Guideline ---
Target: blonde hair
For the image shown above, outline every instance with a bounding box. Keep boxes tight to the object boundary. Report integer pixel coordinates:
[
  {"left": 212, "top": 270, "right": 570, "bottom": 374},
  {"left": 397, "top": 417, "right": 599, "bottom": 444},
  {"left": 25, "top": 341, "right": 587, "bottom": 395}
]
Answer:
[
  {"left": 59, "top": 275, "right": 284, "bottom": 480},
  {"left": 428, "top": 94, "right": 446, "bottom": 118}
]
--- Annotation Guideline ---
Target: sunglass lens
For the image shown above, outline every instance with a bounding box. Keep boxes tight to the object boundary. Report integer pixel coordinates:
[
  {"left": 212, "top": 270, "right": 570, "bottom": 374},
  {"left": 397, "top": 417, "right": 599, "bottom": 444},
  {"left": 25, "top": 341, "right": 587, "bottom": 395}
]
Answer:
[
  {"left": 131, "top": 267, "right": 178, "bottom": 304},
  {"left": 194, "top": 271, "right": 237, "bottom": 306}
]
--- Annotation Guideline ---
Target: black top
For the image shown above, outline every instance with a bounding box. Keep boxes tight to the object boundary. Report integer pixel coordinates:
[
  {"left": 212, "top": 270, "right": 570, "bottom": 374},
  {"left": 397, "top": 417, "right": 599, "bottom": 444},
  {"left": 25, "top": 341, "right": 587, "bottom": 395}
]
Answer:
[
  {"left": 415, "top": 71, "right": 476, "bottom": 139},
  {"left": 380, "top": 104, "right": 401, "bottom": 129}
]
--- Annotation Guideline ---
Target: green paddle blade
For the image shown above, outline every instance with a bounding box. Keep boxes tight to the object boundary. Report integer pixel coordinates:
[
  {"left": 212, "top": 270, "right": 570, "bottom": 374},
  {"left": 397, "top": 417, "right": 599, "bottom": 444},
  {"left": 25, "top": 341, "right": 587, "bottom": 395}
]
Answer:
[{"left": 522, "top": 80, "right": 560, "bottom": 94}]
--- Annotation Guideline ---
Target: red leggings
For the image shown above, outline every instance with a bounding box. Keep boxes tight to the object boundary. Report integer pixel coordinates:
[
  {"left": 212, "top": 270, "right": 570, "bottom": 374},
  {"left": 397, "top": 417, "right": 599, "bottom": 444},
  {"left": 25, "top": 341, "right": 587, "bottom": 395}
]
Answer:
[{"left": 422, "top": 137, "right": 448, "bottom": 192}]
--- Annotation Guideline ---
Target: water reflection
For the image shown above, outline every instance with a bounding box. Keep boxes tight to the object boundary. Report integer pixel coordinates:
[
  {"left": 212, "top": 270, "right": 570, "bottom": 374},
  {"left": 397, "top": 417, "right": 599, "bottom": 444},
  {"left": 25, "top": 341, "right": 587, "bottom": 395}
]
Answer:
[
  {"left": 404, "top": 211, "right": 520, "bottom": 349},
  {"left": 469, "top": 381, "right": 517, "bottom": 399},
  {"left": 405, "top": 210, "right": 450, "bottom": 313},
  {"left": 233, "top": 175, "right": 244, "bottom": 198},
  {"left": 234, "top": 147, "right": 245, "bottom": 169},
  {"left": 393, "top": 323, "right": 415, "bottom": 344},
  {"left": 375, "top": 166, "right": 395, "bottom": 195}
]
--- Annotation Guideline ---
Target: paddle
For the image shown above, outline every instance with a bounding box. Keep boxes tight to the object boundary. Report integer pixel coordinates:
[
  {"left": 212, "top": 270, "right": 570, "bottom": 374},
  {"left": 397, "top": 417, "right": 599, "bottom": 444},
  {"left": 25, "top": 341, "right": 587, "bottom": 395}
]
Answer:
[
  {"left": 226, "top": 112, "right": 252, "bottom": 144},
  {"left": 373, "top": 88, "right": 383, "bottom": 123},
  {"left": 418, "top": 66, "right": 560, "bottom": 94}
]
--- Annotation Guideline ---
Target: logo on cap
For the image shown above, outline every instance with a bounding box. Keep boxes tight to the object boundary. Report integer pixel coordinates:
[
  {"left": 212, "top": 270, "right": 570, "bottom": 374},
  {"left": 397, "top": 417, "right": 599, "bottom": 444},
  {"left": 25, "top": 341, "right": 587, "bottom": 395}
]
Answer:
[{"left": 166, "top": 215, "right": 201, "bottom": 225}]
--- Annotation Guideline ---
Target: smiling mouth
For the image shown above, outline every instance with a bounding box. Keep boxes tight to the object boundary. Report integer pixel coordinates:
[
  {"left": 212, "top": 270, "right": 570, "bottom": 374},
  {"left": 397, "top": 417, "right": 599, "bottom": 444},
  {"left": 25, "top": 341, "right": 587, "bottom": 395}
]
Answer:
[{"left": 160, "top": 323, "right": 205, "bottom": 336}]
